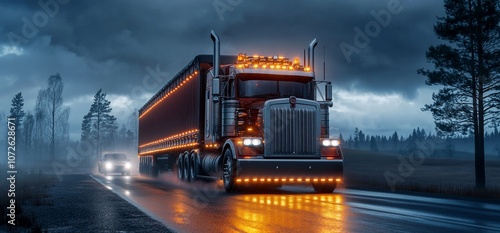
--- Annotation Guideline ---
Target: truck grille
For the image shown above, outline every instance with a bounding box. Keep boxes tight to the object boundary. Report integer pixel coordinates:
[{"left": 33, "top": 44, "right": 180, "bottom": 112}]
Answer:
[{"left": 265, "top": 104, "right": 319, "bottom": 157}]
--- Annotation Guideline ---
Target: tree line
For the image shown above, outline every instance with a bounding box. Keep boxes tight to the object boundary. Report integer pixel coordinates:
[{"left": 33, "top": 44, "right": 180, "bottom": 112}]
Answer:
[
  {"left": 3, "top": 74, "right": 138, "bottom": 166},
  {"left": 340, "top": 126, "right": 500, "bottom": 158}
]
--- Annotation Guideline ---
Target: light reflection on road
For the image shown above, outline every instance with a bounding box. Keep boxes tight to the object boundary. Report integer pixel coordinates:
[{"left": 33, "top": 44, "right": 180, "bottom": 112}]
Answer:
[{"left": 231, "top": 193, "right": 346, "bottom": 232}]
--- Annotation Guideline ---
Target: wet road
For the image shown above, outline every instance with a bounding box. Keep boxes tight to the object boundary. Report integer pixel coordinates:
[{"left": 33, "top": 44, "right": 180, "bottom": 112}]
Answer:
[{"left": 91, "top": 174, "right": 500, "bottom": 233}]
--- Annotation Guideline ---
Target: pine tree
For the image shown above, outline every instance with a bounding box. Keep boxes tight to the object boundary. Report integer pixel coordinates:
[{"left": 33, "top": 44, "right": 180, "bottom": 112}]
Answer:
[
  {"left": 418, "top": 0, "right": 500, "bottom": 189},
  {"left": 391, "top": 131, "right": 399, "bottom": 150},
  {"left": 9, "top": 92, "right": 25, "bottom": 134},
  {"left": 84, "top": 89, "right": 118, "bottom": 158},
  {"left": 354, "top": 127, "right": 360, "bottom": 149},
  {"left": 370, "top": 136, "right": 378, "bottom": 152}
]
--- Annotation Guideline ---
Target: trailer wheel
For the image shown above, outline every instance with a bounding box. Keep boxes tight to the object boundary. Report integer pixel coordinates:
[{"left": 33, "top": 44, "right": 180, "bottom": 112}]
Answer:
[
  {"left": 189, "top": 152, "right": 198, "bottom": 182},
  {"left": 223, "top": 149, "right": 237, "bottom": 192},
  {"left": 177, "top": 153, "right": 185, "bottom": 181},
  {"left": 312, "top": 182, "right": 336, "bottom": 193},
  {"left": 183, "top": 154, "right": 191, "bottom": 182}
]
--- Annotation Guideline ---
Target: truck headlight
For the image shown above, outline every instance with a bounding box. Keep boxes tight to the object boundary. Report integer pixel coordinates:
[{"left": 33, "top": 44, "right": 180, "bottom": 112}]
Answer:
[
  {"left": 243, "top": 138, "right": 262, "bottom": 146},
  {"left": 105, "top": 162, "right": 113, "bottom": 170},
  {"left": 125, "top": 162, "right": 131, "bottom": 169},
  {"left": 322, "top": 139, "right": 340, "bottom": 147},
  {"left": 251, "top": 139, "right": 262, "bottom": 146}
]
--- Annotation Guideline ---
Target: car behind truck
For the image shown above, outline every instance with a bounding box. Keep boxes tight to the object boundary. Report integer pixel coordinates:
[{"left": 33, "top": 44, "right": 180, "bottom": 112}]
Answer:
[{"left": 138, "top": 31, "right": 343, "bottom": 193}]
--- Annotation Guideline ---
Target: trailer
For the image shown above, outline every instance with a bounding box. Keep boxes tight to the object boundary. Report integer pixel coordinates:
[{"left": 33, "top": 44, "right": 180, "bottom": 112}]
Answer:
[{"left": 138, "top": 31, "right": 343, "bottom": 193}]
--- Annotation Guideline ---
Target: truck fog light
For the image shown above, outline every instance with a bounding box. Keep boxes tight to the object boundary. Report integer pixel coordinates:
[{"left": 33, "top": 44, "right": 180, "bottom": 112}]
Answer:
[{"left": 125, "top": 162, "right": 131, "bottom": 169}]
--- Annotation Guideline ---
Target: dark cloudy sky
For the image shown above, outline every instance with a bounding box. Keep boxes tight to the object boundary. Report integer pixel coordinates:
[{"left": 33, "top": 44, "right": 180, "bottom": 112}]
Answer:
[{"left": 0, "top": 0, "right": 445, "bottom": 139}]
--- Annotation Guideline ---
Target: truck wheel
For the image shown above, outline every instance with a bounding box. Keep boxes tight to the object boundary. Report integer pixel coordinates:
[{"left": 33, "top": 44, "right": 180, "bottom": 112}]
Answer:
[
  {"left": 177, "top": 153, "right": 185, "bottom": 181},
  {"left": 312, "top": 182, "right": 336, "bottom": 193},
  {"left": 223, "top": 149, "right": 237, "bottom": 192},
  {"left": 183, "top": 154, "right": 191, "bottom": 182},
  {"left": 189, "top": 152, "right": 198, "bottom": 182}
]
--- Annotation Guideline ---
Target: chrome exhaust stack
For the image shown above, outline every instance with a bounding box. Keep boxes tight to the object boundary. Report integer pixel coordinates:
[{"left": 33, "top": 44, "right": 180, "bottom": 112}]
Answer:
[
  {"left": 307, "top": 38, "right": 317, "bottom": 71},
  {"left": 210, "top": 30, "right": 220, "bottom": 78},
  {"left": 210, "top": 30, "right": 221, "bottom": 98}
]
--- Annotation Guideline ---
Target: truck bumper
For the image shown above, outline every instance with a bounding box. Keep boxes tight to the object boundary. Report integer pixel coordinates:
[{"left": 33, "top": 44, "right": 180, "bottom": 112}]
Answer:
[{"left": 236, "top": 158, "right": 343, "bottom": 181}]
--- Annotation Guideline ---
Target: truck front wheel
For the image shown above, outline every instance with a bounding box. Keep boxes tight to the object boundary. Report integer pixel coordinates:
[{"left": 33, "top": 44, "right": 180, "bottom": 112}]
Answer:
[{"left": 223, "top": 149, "right": 237, "bottom": 193}]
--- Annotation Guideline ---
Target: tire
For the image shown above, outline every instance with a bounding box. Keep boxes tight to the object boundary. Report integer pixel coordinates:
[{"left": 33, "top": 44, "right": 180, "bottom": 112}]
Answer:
[
  {"left": 177, "top": 153, "right": 185, "bottom": 181},
  {"left": 189, "top": 152, "right": 198, "bottom": 182},
  {"left": 183, "top": 154, "right": 191, "bottom": 182},
  {"left": 312, "top": 182, "right": 337, "bottom": 193},
  {"left": 223, "top": 149, "right": 238, "bottom": 193}
]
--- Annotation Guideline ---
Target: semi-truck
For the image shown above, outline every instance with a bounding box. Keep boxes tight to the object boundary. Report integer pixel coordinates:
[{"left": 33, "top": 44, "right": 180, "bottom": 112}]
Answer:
[{"left": 137, "top": 31, "right": 343, "bottom": 193}]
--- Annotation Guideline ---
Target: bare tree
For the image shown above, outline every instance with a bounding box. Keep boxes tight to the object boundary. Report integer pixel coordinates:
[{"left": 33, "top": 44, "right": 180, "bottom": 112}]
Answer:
[
  {"left": 23, "top": 112, "right": 35, "bottom": 159},
  {"left": 35, "top": 74, "right": 71, "bottom": 162}
]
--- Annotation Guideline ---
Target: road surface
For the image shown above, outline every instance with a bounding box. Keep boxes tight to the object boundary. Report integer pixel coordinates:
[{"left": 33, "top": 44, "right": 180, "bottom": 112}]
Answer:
[{"left": 91, "top": 174, "right": 500, "bottom": 233}]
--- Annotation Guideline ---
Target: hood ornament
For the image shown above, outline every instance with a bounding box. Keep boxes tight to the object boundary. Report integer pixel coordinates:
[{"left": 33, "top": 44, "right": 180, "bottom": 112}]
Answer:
[{"left": 289, "top": 96, "right": 296, "bottom": 109}]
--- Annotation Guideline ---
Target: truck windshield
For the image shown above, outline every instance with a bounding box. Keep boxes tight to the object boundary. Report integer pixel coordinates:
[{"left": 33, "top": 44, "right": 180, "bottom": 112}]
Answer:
[{"left": 238, "top": 80, "right": 313, "bottom": 99}]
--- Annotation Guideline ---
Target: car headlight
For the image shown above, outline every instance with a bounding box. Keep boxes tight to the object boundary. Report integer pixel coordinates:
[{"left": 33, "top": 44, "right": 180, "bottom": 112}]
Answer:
[
  {"left": 243, "top": 138, "right": 262, "bottom": 146},
  {"left": 322, "top": 139, "right": 340, "bottom": 147},
  {"left": 125, "top": 162, "right": 131, "bottom": 169},
  {"left": 105, "top": 162, "right": 113, "bottom": 169}
]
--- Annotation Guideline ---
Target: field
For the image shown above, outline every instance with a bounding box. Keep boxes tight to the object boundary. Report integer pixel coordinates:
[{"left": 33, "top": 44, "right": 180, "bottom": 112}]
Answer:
[{"left": 343, "top": 149, "right": 500, "bottom": 198}]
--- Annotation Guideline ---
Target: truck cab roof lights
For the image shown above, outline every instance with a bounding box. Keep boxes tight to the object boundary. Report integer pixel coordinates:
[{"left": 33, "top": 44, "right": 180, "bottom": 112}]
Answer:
[{"left": 235, "top": 53, "right": 307, "bottom": 71}]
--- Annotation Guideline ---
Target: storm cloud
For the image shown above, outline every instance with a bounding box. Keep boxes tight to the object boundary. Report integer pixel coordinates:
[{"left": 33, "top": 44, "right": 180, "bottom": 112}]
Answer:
[{"left": 0, "top": 0, "right": 445, "bottom": 138}]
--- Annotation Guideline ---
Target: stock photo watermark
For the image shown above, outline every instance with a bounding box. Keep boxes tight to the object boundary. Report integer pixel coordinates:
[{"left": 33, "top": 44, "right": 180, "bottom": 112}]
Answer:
[
  {"left": 384, "top": 137, "right": 444, "bottom": 191},
  {"left": 339, "top": 0, "right": 404, "bottom": 64},
  {"left": 6, "top": 118, "right": 18, "bottom": 226},
  {"left": 7, "top": 0, "right": 70, "bottom": 47},
  {"left": 213, "top": 0, "right": 243, "bottom": 21}
]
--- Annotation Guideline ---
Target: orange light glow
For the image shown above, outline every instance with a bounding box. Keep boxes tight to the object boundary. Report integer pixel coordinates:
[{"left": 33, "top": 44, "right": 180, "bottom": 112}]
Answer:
[
  {"left": 139, "top": 70, "right": 198, "bottom": 119},
  {"left": 336, "top": 178, "right": 342, "bottom": 182},
  {"left": 237, "top": 179, "right": 242, "bottom": 182}
]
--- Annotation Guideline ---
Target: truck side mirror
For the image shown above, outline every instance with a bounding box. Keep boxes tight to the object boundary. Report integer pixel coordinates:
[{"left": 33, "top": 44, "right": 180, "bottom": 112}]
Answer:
[
  {"left": 326, "top": 83, "right": 332, "bottom": 102},
  {"left": 212, "top": 78, "right": 220, "bottom": 97}
]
